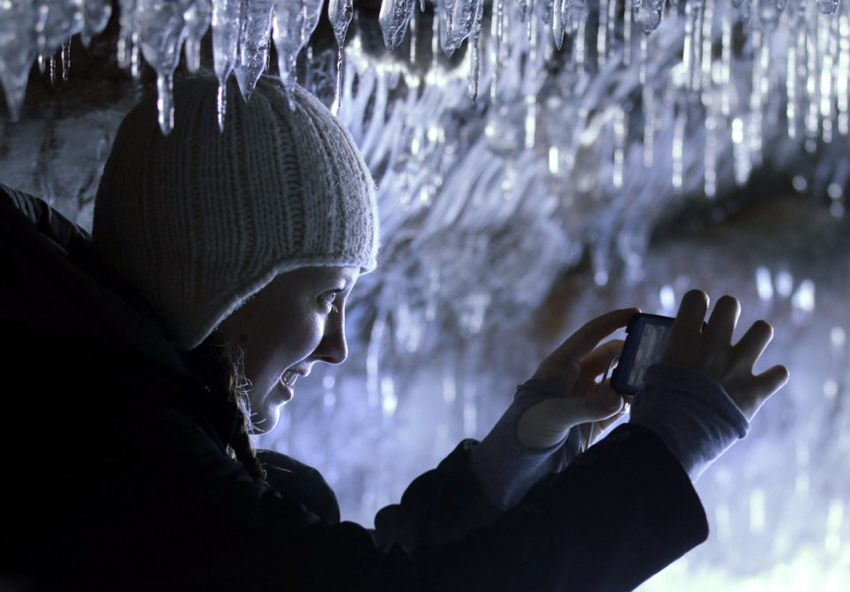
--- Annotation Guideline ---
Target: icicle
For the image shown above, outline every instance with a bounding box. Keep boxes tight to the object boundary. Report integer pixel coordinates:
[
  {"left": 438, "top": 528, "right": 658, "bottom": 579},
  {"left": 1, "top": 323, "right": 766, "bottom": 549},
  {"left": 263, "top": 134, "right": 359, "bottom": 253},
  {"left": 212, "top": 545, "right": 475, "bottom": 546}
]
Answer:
[
  {"left": 517, "top": 0, "right": 535, "bottom": 47},
  {"left": 36, "top": 0, "right": 85, "bottom": 57},
  {"left": 234, "top": 0, "right": 275, "bottom": 102},
  {"left": 705, "top": 102, "right": 718, "bottom": 198},
  {"left": 787, "top": 41, "right": 798, "bottom": 138},
  {"left": 61, "top": 39, "right": 70, "bottom": 81},
  {"left": 331, "top": 47, "right": 345, "bottom": 116},
  {"left": 575, "top": 5, "right": 587, "bottom": 75},
  {"left": 184, "top": 0, "right": 213, "bottom": 73},
  {"left": 624, "top": 0, "right": 632, "bottom": 65},
  {"left": 491, "top": 0, "right": 505, "bottom": 101},
  {"left": 555, "top": 0, "right": 585, "bottom": 51},
  {"left": 116, "top": 0, "right": 138, "bottom": 70},
  {"left": 672, "top": 103, "right": 686, "bottom": 191},
  {"left": 156, "top": 72, "right": 175, "bottom": 136},
  {"left": 431, "top": 4, "right": 440, "bottom": 76},
  {"left": 633, "top": 0, "right": 665, "bottom": 35},
  {"left": 443, "top": 0, "right": 484, "bottom": 55},
  {"left": 732, "top": 116, "right": 751, "bottom": 185},
  {"left": 721, "top": 6, "right": 732, "bottom": 117},
  {"left": 137, "top": 0, "right": 193, "bottom": 135},
  {"left": 700, "top": 0, "right": 714, "bottom": 105},
  {"left": 748, "top": 13, "right": 764, "bottom": 163},
  {"left": 598, "top": 0, "right": 610, "bottom": 68},
  {"left": 114, "top": 0, "right": 142, "bottom": 79},
  {"left": 612, "top": 106, "right": 626, "bottom": 188},
  {"left": 805, "top": 6, "right": 820, "bottom": 141},
  {"left": 50, "top": 53, "right": 57, "bottom": 85},
  {"left": 682, "top": 0, "right": 695, "bottom": 91},
  {"left": 553, "top": 0, "right": 564, "bottom": 50},
  {"left": 379, "top": 0, "right": 416, "bottom": 51},
  {"left": 366, "top": 315, "right": 386, "bottom": 409},
  {"left": 0, "top": 2, "right": 38, "bottom": 121},
  {"left": 837, "top": 14, "right": 850, "bottom": 135},
  {"left": 608, "top": 0, "right": 618, "bottom": 63},
  {"left": 524, "top": 94, "right": 537, "bottom": 148},
  {"left": 528, "top": 5, "right": 539, "bottom": 65},
  {"left": 130, "top": 31, "right": 141, "bottom": 79},
  {"left": 820, "top": 13, "right": 838, "bottom": 142},
  {"left": 212, "top": 0, "right": 241, "bottom": 128},
  {"left": 38, "top": 53, "right": 46, "bottom": 74},
  {"left": 467, "top": 0, "right": 485, "bottom": 101},
  {"left": 818, "top": 0, "right": 841, "bottom": 14},
  {"left": 329, "top": 0, "right": 354, "bottom": 47},
  {"left": 409, "top": 6, "right": 418, "bottom": 64},
  {"left": 642, "top": 75, "right": 655, "bottom": 167},
  {"left": 81, "top": 0, "right": 112, "bottom": 48},
  {"left": 272, "top": 0, "right": 324, "bottom": 102},
  {"left": 565, "top": 0, "right": 587, "bottom": 34}
]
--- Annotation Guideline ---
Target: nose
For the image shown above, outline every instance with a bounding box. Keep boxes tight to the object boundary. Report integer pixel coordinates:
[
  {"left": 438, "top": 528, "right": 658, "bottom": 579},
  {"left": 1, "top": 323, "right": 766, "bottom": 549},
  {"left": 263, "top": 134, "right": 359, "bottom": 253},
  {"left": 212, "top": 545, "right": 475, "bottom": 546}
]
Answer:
[{"left": 313, "top": 307, "right": 348, "bottom": 365}]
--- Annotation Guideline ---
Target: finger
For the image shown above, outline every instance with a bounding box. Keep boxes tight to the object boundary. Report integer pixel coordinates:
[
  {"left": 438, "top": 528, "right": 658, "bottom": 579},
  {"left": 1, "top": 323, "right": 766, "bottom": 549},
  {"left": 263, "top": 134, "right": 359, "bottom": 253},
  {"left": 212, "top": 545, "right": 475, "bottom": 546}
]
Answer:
[
  {"left": 704, "top": 295, "right": 740, "bottom": 346},
  {"left": 668, "top": 290, "right": 709, "bottom": 344},
  {"left": 736, "top": 365, "right": 789, "bottom": 421},
  {"left": 579, "top": 339, "right": 625, "bottom": 377},
  {"left": 564, "top": 391, "right": 625, "bottom": 424},
  {"left": 549, "top": 309, "right": 638, "bottom": 363},
  {"left": 732, "top": 320, "right": 774, "bottom": 371},
  {"left": 752, "top": 364, "right": 790, "bottom": 399}
]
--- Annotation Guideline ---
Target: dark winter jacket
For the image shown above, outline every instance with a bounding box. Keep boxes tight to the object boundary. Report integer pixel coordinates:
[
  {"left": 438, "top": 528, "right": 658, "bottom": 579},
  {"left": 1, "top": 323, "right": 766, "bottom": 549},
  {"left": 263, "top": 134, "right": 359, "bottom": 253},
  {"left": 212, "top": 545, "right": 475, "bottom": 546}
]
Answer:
[{"left": 0, "top": 183, "right": 708, "bottom": 591}]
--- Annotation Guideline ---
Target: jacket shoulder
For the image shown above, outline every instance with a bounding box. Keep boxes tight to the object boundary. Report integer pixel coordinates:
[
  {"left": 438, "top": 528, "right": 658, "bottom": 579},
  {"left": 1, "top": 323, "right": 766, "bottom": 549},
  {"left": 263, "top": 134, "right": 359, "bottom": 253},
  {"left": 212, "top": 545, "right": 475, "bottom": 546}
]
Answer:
[{"left": 256, "top": 449, "right": 341, "bottom": 524}]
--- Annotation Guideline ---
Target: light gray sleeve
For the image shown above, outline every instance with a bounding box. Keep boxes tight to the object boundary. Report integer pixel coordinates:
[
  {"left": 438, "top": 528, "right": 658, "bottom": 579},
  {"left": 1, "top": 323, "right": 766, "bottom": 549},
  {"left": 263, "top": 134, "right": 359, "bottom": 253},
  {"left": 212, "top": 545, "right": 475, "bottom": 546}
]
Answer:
[
  {"left": 629, "top": 363, "right": 750, "bottom": 480},
  {"left": 468, "top": 380, "right": 582, "bottom": 509}
]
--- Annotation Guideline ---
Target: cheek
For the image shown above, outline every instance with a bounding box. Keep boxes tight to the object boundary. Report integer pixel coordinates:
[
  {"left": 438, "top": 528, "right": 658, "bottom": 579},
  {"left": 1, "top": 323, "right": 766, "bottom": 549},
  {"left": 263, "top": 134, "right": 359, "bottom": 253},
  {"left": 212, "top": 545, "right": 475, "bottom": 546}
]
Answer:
[{"left": 263, "top": 308, "right": 325, "bottom": 367}]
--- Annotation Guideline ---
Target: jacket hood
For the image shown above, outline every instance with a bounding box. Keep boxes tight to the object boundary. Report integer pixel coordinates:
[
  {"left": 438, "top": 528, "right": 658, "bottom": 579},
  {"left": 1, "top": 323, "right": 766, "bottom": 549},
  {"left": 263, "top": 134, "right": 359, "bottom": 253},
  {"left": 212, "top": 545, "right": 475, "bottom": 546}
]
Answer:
[
  {"left": 0, "top": 183, "right": 188, "bottom": 375},
  {"left": 0, "top": 183, "right": 240, "bottom": 444}
]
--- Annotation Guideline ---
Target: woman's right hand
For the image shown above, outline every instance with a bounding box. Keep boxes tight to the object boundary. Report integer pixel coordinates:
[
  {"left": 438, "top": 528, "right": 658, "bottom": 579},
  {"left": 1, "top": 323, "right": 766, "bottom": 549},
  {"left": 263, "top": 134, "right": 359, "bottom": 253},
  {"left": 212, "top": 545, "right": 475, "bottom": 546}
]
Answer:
[{"left": 659, "top": 290, "right": 789, "bottom": 421}]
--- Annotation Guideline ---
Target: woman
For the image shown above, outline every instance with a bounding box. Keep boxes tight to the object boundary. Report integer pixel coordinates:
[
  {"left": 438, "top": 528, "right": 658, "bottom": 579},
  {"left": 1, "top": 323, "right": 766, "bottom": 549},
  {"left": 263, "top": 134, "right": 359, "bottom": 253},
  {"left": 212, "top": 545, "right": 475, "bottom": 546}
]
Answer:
[{"left": 0, "top": 76, "right": 787, "bottom": 591}]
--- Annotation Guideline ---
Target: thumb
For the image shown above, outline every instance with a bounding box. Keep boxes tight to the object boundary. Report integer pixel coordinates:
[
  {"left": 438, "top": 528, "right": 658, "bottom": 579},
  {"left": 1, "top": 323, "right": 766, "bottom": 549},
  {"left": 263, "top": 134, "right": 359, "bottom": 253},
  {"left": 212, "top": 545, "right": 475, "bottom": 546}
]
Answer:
[{"left": 560, "top": 390, "right": 625, "bottom": 424}]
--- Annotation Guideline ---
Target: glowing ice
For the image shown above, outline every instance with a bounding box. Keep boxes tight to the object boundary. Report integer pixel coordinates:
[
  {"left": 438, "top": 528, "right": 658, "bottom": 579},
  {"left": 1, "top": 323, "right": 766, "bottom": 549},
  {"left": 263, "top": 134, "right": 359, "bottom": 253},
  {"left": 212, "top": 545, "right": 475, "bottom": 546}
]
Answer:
[
  {"left": 137, "top": 0, "right": 194, "bottom": 135},
  {"left": 272, "top": 0, "right": 323, "bottom": 100},
  {"left": 441, "top": 0, "right": 484, "bottom": 55},
  {"left": 81, "top": 0, "right": 112, "bottom": 47},
  {"left": 183, "top": 0, "right": 212, "bottom": 73},
  {"left": 212, "top": 0, "right": 241, "bottom": 128},
  {"left": 234, "top": 0, "right": 274, "bottom": 101},
  {"left": 633, "top": 0, "right": 666, "bottom": 35},
  {"left": 379, "top": 0, "right": 416, "bottom": 51},
  {"left": 0, "top": 2, "right": 37, "bottom": 121}
]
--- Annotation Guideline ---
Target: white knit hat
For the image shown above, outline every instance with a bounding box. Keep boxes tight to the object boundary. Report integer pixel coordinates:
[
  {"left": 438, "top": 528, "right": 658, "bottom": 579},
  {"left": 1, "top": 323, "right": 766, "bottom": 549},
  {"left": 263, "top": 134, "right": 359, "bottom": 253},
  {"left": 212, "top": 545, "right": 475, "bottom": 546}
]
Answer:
[{"left": 92, "top": 76, "right": 379, "bottom": 351}]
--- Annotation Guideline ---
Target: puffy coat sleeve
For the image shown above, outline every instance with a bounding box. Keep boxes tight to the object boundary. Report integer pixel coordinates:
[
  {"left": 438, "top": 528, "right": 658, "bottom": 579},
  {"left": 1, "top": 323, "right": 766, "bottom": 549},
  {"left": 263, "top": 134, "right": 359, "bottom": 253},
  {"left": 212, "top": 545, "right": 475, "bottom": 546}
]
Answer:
[{"left": 61, "top": 382, "right": 706, "bottom": 592}]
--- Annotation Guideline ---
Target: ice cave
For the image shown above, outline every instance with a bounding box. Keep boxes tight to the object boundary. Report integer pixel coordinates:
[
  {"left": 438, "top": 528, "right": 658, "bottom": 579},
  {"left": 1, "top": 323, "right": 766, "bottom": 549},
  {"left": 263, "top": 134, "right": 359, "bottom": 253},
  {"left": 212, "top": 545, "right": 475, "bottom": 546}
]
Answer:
[{"left": 1, "top": 0, "right": 849, "bottom": 589}]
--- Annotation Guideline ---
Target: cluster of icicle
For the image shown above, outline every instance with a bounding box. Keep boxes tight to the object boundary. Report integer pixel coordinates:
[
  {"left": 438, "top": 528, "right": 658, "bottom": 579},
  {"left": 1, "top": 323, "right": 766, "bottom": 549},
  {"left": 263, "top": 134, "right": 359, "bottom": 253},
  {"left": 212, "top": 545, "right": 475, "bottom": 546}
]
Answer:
[
  {"left": 2, "top": 0, "right": 849, "bottom": 137},
  {"left": 0, "top": 0, "right": 347, "bottom": 133}
]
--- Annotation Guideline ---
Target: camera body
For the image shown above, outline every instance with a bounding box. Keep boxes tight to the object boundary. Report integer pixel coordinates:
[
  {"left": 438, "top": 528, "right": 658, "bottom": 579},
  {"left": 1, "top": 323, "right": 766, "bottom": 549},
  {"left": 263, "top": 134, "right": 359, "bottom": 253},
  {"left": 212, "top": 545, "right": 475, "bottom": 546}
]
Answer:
[{"left": 611, "top": 313, "right": 675, "bottom": 395}]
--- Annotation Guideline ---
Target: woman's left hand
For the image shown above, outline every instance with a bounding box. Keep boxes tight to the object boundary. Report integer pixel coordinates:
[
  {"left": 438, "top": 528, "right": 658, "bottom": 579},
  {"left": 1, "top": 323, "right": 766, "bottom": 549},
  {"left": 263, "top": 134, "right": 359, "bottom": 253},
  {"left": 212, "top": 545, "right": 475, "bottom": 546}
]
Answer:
[{"left": 517, "top": 308, "right": 638, "bottom": 450}]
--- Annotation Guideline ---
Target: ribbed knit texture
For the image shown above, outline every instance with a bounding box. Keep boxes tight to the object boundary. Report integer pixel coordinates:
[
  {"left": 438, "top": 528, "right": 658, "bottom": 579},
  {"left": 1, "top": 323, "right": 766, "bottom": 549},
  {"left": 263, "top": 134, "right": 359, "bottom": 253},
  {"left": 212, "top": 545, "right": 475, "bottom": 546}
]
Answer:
[{"left": 92, "top": 76, "right": 379, "bottom": 350}]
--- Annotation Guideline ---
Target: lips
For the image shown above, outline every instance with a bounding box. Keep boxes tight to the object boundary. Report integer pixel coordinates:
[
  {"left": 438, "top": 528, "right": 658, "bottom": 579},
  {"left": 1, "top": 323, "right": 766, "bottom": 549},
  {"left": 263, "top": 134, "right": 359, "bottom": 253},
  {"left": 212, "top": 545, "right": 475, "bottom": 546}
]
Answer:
[{"left": 281, "top": 369, "right": 300, "bottom": 388}]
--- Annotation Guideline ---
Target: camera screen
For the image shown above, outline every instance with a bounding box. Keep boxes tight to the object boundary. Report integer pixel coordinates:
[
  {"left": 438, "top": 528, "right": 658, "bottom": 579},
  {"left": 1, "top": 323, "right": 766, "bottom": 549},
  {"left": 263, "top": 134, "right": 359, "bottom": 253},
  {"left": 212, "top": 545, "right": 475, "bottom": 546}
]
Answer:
[{"left": 626, "top": 321, "right": 672, "bottom": 389}]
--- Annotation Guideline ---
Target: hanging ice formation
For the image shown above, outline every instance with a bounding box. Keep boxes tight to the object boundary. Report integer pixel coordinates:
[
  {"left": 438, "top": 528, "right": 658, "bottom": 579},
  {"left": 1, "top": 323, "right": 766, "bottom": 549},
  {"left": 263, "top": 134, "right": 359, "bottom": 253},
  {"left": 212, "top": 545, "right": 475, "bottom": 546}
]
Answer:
[
  {"left": 233, "top": 0, "right": 274, "bottom": 102},
  {"left": 3, "top": 0, "right": 850, "bottom": 229}
]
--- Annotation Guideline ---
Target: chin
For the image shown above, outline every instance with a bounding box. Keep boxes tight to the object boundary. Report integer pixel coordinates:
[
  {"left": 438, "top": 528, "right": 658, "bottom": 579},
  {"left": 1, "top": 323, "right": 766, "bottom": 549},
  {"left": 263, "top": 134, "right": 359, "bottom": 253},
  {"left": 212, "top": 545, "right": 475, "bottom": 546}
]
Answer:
[{"left": 249, "top": 404, "right": 281, "bottom": 435}]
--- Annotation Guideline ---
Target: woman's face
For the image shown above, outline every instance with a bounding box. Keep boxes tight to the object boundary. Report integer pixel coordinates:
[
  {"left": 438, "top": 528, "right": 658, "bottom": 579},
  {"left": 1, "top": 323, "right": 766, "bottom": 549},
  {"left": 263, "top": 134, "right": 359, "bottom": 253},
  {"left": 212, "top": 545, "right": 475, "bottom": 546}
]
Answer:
[{"left": 218, "top": 266, "right": 360, "bottom": 433}]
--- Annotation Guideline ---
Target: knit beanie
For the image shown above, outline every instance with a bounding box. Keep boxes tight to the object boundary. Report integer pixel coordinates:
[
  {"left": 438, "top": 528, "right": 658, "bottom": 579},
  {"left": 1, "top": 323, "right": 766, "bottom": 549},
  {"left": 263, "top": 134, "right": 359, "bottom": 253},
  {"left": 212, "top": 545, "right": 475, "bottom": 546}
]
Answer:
[{"left": 92, "top": 76, "right": 379, "bottom": 351}]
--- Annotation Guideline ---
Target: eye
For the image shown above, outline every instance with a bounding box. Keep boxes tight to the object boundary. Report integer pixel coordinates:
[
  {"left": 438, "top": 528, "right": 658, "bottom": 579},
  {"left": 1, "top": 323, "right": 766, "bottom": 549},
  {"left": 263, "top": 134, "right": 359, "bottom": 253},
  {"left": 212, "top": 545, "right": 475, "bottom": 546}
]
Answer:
[{"left": 320, "top": 291, "right": 340, "bottom": 313}]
